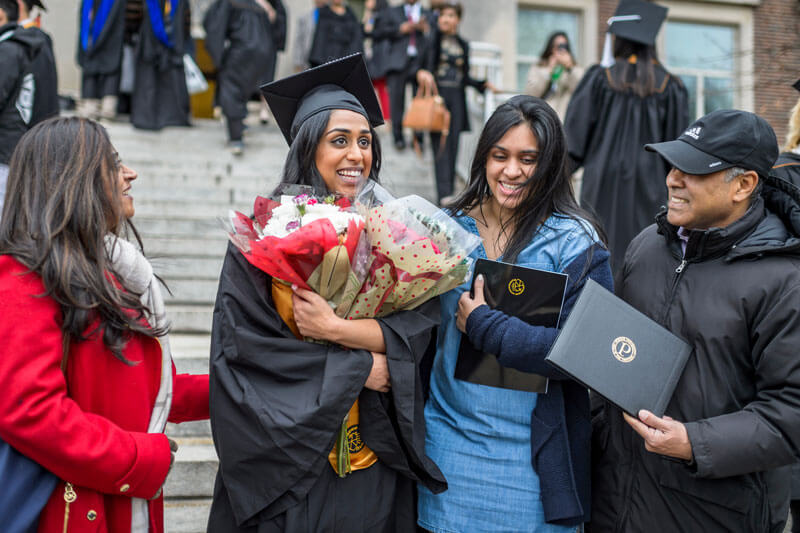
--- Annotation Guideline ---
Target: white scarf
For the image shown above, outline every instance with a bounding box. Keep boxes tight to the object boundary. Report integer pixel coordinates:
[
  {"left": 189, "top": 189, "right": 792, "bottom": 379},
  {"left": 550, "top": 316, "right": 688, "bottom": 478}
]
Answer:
[{"left": 105, "top": 236, "right": 173, "bottom": 533}]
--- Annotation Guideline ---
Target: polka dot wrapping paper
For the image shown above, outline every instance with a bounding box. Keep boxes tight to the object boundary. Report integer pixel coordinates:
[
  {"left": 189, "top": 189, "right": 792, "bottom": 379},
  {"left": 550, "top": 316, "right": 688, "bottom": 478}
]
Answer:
[{"left": 346, "top": 187, "right": 482, "bottom": 320}]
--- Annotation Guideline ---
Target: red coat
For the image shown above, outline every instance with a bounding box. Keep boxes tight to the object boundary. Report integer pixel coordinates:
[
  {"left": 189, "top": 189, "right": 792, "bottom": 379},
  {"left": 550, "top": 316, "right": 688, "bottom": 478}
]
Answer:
[{"left": 0, "top": 255, "right": 210, "bottom": 532}]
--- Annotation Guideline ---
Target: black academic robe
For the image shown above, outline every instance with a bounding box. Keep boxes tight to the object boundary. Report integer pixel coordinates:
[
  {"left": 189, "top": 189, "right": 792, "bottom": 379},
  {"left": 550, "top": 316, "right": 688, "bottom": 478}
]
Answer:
[
  {"left": 77, "top": 0, "right": 126, "bottom": 98},
  {"left": 307, "top": 5, "right": 363, "bottom": 68},
  {"left": 204, "top": 0, "right": 275, "bottom": 122},
  {"left": 207, "top": 245, "right": 447, "bottom": 531},
  {"left": 564, "top": 61, "right": 689, "bottom": 271},
  {"left": 21, "top": 27, "right": 59, "bottom": 125},
  {"left": 130, "top": 0, "right": 191, "bottom": 130}
]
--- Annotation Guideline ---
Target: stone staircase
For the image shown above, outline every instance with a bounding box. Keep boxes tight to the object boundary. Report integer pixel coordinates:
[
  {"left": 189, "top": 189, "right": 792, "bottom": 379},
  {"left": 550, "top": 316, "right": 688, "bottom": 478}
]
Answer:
[{"left": 104, "top": 113, "right": 436, "bottom": 532}]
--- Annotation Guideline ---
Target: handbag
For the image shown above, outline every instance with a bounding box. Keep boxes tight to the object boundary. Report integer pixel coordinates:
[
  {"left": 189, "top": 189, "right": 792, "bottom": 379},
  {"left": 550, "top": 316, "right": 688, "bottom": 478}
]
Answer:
[
  {"left": 0, "top": 335, "right": 69, "bottom": 533},
  {"left": 402, "top": 83, "right": 451, "bottom": 134},
  {"left": 183, "top": 53, "right": 209, "bottom": 95}
]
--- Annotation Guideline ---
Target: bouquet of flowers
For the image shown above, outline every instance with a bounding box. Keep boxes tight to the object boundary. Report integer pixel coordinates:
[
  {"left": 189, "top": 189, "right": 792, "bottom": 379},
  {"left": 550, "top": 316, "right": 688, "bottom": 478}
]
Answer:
[
  {"left": 226, "top": 185, "right": 371, "bottom": 320},
  {"left": 349, "top": 182, "right": 482, "bottom": 319}
]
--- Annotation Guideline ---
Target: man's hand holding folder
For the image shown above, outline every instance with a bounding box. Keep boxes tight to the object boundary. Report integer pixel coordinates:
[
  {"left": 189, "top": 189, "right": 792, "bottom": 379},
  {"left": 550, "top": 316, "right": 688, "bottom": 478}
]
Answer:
[{"left": 623, "top": 410, "right": 693, "bottom": 461}]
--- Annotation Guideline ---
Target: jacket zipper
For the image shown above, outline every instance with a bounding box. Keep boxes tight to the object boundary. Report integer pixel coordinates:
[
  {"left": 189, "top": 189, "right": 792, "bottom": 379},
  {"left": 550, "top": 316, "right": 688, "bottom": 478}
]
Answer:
[
  {"left": 62, "top": 482, "right": 76, "bottom": 533},
  {"left": 659, "top": 259, "right": 688, "bottom": 325}
]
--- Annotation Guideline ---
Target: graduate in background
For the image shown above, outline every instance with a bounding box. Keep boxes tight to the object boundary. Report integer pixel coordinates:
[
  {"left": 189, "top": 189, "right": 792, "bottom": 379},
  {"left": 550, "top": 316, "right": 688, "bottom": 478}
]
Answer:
[
  {"left": 564, "top": 0, "right": 688, "bottom": 271},
  {"left": 16, "top": 0, "right": 58, "bottom": 125},
  {"left": 131, "top": 0, "right": 191, "bottom": 130},
  {"left": 203, "top": 0, "right": 285, "bottom": 155},
  {"left": 307, "top": 0, "right": 362, "bottom": 68},
  {"left": 207, "top": 54, "right": 446, "bottom": 531},
  {"left": 77, "top": 0, "right": 126, "bottom": 120}
]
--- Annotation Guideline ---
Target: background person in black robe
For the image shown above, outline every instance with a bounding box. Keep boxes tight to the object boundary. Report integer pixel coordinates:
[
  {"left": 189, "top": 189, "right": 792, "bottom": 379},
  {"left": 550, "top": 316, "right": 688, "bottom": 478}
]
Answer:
[
  {"left": 204, "top": 0, "right": 280, "bottom": 154},
  {"left": 130, "top": 0, "right": 191, "bottom": 130},
  {"left": 564, "top": 0, "right": 688, "bottom": 272},
  {"left": 17, "top": 0, "right": 58, "bottom": 125},
  {"left": 307, "top": 0, "right": 362, "bottom": 68},
  {"left": 208, "top": 55, "right": 447, "bottom": 532},
  {"left": 77, "top": 0, "right": 126, "bottom": 119}
]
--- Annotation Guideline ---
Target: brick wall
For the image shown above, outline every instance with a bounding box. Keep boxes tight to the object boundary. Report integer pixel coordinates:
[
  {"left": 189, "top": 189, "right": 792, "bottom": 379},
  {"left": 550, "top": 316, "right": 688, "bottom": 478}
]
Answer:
[
  {"left": 753, "top": 0, "right": 800, "bottom": 145},
  {"left": 594, "top": 0, "right": 800, "bottom": 143}
]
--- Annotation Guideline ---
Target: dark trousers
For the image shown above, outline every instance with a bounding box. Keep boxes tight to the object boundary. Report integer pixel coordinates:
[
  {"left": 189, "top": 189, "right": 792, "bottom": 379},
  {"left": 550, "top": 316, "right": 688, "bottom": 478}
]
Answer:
[
  {"left": 226, "top": 116, "right": 245, "bottom": 142},
  {"left": 387, "top": 61, "right": 420, "bottom": 144},
  {"left": 429, "top": 86, "right": 465, "bottom": 203},
  {"left": 792, "top": 500, "right": 800, "bottom": 532}
]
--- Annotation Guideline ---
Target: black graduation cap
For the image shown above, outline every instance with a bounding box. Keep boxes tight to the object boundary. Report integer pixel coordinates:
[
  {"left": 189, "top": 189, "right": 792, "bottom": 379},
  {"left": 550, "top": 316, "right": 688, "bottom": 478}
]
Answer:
[
  {"left": 608, "top": 0, "right": 667, "bottom": 46},
  {"left": 25, "top": 0, "right": 46, "bottom": 11},
  {"left": 794, "top": 79, "right": 800, "bottom": 92},
  {"left": 260, "top": 53, "right": 384, "bottom": 145}
]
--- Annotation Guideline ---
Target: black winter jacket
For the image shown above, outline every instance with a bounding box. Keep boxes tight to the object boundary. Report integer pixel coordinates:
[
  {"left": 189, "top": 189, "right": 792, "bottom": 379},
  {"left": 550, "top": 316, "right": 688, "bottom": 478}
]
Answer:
[
  {"left": 0, "top": 23, "right": 42, "bottom": 165},
  {"left": 591, "top": 176, "right": 800, "bottom": 532}
]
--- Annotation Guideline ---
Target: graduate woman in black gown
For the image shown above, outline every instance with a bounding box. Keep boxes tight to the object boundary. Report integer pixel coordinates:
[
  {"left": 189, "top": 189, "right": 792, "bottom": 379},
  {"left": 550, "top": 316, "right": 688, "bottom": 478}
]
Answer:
[
  {"left": 564, "top": 0, "right": 688, "bottom": 271},
  {"left": 207, "top": 54, "right": 446, "bottom": 532}
]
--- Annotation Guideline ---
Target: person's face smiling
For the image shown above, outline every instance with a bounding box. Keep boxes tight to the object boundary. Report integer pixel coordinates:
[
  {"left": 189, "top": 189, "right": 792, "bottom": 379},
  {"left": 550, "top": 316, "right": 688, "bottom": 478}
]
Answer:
[
  {"left": 485, "top": 123, "right": 539, "bottom": 214},
  {"left": 314, "top": 109, "right": 373, "bottom": 197},
  {"left": 114, "top": 152, "right": 138, "bottom": 219},
  {"left": 665, "top": 167, "right": 751, "bottom": 230}
]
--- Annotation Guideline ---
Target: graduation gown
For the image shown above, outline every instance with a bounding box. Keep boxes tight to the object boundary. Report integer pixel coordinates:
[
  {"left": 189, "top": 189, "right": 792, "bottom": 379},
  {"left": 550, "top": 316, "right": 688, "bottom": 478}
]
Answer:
[
  {"left": 307, "top": 6, "right": 363, "bottom": 68},
  {"left": 131, "top": 0, "right": 190, "bottom": 130},
  {"left": 204, "top": 0, "right": 276, "bottom": 123},
  {"left": 77, "top": 0, "right": 126, "bottom": 98},
  {"left": 207, "top": 245, "right": 447, "bottom": 531},
  {"left": 564, "top": 60, "right": 689, "bottom": 270}
]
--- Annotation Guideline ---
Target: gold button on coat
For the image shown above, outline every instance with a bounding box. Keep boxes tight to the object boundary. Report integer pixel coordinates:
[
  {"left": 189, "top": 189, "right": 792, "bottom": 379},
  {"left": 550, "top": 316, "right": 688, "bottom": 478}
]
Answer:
[
  {"left": 87, "top": 510, "right": 98, "bottom": 521},
  {"left": 120, "top": 483, "right": 130, "bottom": 493}
]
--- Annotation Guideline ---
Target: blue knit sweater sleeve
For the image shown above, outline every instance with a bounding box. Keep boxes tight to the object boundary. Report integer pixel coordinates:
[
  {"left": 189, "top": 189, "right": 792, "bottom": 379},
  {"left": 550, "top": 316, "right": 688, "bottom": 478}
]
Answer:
[{"left": 464, "top": 243, "right": 612, "bottom": 378}]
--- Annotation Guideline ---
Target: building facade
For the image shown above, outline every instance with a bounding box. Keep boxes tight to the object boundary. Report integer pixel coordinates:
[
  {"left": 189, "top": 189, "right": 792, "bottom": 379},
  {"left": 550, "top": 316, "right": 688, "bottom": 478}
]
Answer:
[{"left": 44, "top": 0, "right": 799, "bottom": 139}]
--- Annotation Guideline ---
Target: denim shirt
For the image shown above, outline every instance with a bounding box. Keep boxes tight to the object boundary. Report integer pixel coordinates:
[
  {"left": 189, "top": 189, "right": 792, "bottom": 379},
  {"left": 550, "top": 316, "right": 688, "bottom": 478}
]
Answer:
[{"left": 418, "top": 213, "right": 597, "bottom": 533}]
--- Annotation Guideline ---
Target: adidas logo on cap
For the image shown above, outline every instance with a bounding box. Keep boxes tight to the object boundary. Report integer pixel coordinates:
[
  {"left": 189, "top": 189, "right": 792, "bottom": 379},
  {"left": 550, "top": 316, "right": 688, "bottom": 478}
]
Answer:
[{"left": 684, "top": 127, "right": 702, "bottom": 140}]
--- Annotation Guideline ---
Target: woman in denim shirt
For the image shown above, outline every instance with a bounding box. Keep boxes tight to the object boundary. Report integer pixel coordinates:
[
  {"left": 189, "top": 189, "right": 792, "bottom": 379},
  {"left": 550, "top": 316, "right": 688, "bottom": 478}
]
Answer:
[{"left": 418, "top": 95, "right": 613, "bottom": 532}]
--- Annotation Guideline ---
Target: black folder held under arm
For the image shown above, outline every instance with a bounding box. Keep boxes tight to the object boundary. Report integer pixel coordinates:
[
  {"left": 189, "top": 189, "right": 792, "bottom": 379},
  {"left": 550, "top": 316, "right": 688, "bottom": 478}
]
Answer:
[
  {"left": 455, "top": 258, "right": 568, "bottom": 393},
  {"left": 545, "top": 279, "right": 691, "bottom": 417}
]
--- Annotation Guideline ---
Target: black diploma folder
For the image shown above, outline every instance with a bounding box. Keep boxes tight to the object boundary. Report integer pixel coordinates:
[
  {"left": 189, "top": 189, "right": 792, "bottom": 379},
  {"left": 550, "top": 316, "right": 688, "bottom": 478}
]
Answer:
[
  {"left": 544, "top": 279, "right": 691, "bottom": 417},
  {"left": 455, "top": 258, "right": 568, "bottom": 393}
]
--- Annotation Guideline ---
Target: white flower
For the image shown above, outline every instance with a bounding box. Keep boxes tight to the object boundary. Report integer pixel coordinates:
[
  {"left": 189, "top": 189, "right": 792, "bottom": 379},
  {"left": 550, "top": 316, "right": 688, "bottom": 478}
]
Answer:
[{"left": 258, "top": 196, "right": 364, "bottom": 238}]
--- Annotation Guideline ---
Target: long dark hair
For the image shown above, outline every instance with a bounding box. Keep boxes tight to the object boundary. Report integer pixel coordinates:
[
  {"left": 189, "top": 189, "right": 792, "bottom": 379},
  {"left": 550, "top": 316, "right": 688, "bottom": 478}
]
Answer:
[
  {"left": 608, "top": 36, "right": 665, "bottom": 98},
  {"left": 449, "top": 95, "right": 606, "bottom": 264},
  {"left": 539, "top": 31, "right": 569, "bottom": 64},
  {"left": 0, "top": 117, "right": 165, "bottom": 362},
  {"left": 274, "top": 109, "right": 382, "bottom": 194}
]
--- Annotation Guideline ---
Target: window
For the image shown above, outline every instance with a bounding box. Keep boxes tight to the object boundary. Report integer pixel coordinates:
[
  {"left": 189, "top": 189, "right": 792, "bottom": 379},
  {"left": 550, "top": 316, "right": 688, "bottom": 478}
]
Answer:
[
  {"left": 664, "top": 21, "right": 736, "bottom": 119},
  {"left": 516, "top": 7, "right": 581, "bottom": 92}
]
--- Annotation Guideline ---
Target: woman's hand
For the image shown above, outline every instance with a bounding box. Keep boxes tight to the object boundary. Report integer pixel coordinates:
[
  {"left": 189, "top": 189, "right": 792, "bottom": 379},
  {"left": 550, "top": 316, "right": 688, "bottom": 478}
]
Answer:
[
  {"left": 292, "top": 285, "right": 341, "bottom": 342},
  {"left": 365, "top": 352, "right": 391, "bottom": 392},
  {"left": 456, "top": 274, "right": 487, "bottom": 333},
  {"left": 484, "top": 80, "right": 499, "bottom": 94},
  {"left": 151, "top": 438, "right": 178, "bottom": 500},
  {"left": 416, "top": 69, "right": 436, "bottom": 94}
]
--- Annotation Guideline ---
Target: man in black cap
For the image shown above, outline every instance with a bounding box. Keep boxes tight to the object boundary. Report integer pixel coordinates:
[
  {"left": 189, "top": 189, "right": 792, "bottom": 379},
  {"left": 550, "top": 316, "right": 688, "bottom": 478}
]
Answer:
[
  {"left": 15, "top": 0, "right": 58, "bottom": 125},
  {"left": 591, "top": 109, "right": 800, "bottom": 532}
]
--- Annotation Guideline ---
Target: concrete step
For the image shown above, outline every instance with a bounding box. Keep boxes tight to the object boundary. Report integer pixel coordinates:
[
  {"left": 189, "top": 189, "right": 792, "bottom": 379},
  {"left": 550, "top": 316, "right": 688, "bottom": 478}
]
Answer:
[
  {"left": 144, "top": 235, "right": 229, "bottom": 258},
  {"left": 163, "top": 278, "right": 220, "bottom": 305},
  {"left": 164, "top": 498, "right": 212, "bottom": 533},
  {"left": 164, "top": 440, "right": 218, "bottom": 498},
  {"left": 135, "top": 217, "right": 228, "bottom": 239},
  {"left": 150, "top": 256, "right": 224, "bottom": 279},
  {"left": 167, "top": 419, "right": 212, "bottom": 439},
  {"left": 171, "top": 333, "right": 212, "bottom": 375},
  {"left": 167, "top": 304, "right": 214, "bottom": 333}
]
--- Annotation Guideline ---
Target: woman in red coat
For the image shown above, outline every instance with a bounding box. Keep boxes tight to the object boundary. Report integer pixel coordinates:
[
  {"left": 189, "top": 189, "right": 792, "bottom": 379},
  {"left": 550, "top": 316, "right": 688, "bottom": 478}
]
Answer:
[{"left": 0, "top": 117, "right": 209, "bottom": 532}]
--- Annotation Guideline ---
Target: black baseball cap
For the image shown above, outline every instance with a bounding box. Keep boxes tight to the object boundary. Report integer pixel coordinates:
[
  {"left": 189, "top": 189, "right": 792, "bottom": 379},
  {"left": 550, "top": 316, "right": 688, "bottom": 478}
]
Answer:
[
  {"left": 645, "top": 109, "right": 778, "bottom": 178},
  {"left": 260, "top": 53, "right": 384, "bottom": 145},
  {"left": 608, "top": 0, "right": 668, "bottom": 47}
]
